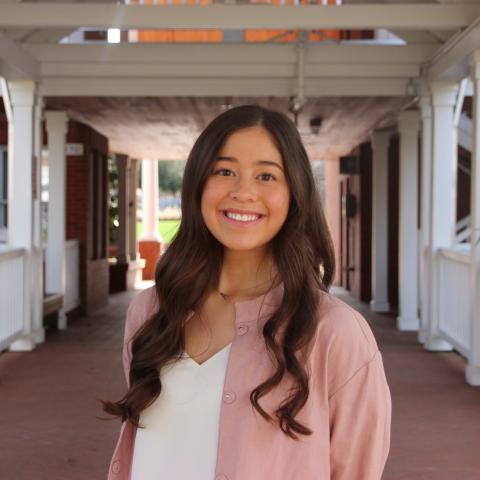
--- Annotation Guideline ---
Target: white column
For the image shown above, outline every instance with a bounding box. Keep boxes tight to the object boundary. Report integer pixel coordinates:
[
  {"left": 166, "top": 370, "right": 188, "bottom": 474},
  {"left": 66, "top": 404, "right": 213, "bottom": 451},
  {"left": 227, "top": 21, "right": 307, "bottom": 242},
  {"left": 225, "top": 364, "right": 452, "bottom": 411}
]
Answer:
[
  {"left": 141, "top": 159, "right": 161, "bottom": 241},
  {"left": 129, "top": 159, "right": 140, "bottom": 261},
  {"left": 7, "top": 81, "right": 37, "bottom": 351},
  {"left": 369, "top": 129, "right": 391, "bottom": 312},
  {"left": 424, "top": 82, "right": 457, "bottom": 351},
  {"left": 31, "top": 95, "right": 45, "bottom": 344},
  {"left": 397, "top": 110, "right": 420, "bottom": 331},
  {"left": 45, "top": 111, "right": 68, "bottom": 330},
  {"left": 116, "top": 154, "right": 130, "bottom": 264},
  {"left": 467, "top": 51, "right": 480, "bottom": 385},
  {"left": 419, "top": 94, "right": 433, "bottom": 344}
]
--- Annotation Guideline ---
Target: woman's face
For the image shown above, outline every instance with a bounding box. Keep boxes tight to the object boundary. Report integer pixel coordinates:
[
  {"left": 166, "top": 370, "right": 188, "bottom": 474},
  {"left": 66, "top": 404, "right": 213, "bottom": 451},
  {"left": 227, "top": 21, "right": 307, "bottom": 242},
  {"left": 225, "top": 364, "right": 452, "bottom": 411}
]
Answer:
[{"left": 201, "top": 126, "right": 291, "bottom": 255}]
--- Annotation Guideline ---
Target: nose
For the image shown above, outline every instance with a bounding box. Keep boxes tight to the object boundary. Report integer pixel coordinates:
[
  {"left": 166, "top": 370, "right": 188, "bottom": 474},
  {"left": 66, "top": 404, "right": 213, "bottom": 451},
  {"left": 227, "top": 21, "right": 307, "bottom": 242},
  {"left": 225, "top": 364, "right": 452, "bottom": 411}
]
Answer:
[{"left": 228, "top": 176, "right": 257, "bottom": 202}]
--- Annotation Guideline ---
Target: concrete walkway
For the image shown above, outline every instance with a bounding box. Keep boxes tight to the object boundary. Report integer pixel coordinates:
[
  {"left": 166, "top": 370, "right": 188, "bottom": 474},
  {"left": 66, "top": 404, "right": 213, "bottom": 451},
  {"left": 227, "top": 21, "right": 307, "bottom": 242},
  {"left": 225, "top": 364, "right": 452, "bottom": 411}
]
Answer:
[{"left": 0, "top": 286, "right": 479, "bottom": 480}]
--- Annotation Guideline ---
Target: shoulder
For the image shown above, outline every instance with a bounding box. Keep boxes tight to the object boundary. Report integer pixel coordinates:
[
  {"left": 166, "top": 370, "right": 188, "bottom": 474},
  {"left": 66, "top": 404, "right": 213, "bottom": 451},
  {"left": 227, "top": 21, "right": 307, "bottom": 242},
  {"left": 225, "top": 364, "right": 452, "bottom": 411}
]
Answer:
[
  {"left": 315, "top": 290, "right": 379, "bottom": 355},
  {"left": 313, "top": 289, "right": 381, "bottom": 396},
  {"left": 124, "top": 286, "right": 159, "bottom": 340}
]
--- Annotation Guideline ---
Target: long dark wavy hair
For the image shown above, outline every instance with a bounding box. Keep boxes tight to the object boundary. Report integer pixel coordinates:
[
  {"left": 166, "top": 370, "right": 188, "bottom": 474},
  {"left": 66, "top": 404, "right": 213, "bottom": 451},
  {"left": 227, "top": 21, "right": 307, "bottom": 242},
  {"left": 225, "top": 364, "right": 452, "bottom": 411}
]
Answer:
[{"left": 103, "top": 105, "right": 335, "bottom": 439}]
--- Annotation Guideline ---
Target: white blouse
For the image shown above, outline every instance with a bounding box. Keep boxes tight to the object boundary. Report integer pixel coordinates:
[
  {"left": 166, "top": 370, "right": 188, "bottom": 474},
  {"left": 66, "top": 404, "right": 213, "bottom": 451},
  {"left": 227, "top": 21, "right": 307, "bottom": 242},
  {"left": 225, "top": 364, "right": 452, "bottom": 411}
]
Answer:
[{"left": 130, "top": 343, "right": 232, "bottom": 480}]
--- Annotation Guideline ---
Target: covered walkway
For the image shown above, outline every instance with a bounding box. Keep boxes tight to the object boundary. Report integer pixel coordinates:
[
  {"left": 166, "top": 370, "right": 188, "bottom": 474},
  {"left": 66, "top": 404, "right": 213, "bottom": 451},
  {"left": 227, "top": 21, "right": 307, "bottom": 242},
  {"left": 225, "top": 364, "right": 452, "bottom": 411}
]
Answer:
[{"left": 0, "top": 286, "right": 478, "bottom": 480}]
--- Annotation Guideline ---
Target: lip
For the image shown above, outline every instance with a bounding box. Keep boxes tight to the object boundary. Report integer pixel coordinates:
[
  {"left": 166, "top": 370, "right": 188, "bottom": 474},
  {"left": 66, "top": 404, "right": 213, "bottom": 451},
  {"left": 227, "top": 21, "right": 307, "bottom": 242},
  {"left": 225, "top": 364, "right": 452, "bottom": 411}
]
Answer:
[
  {"left": 222, "top": 208, "right": 265, "bottom": 216},
  {"left": 219, "top": 209, "right": 266, "bottom": 227}
]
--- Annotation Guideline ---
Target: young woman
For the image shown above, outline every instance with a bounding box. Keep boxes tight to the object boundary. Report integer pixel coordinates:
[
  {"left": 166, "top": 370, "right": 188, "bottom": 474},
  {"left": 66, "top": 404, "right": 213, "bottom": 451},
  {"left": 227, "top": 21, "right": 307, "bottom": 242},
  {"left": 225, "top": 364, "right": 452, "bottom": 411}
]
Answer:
[{"left": 103, "top": 105, "right": 391, "bottom": 480}]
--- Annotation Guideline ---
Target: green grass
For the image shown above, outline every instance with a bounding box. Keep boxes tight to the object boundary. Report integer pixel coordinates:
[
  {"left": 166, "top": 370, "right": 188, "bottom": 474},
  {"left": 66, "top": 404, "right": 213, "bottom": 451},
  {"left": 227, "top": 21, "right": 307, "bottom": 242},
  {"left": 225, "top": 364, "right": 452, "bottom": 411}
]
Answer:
[{"left": 136, "top": 219, "right": 181, "bottom": 244}]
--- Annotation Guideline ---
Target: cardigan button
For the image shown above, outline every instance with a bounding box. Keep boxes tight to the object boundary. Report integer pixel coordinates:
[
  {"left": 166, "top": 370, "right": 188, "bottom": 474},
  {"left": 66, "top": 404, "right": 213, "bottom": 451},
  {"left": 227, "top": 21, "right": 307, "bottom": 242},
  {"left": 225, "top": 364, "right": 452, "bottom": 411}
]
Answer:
[
  {"left": 237, "top": 324, "right": 249, "bottom": 335},
  {"left": 223, "top": 391, "right": 236, "bottom": 403},
  {"left": 216, "top": 475, "right": 228, "bottom": 480},
  {"left": 111, "top": 460, "right": 121, "bottom": 474}
]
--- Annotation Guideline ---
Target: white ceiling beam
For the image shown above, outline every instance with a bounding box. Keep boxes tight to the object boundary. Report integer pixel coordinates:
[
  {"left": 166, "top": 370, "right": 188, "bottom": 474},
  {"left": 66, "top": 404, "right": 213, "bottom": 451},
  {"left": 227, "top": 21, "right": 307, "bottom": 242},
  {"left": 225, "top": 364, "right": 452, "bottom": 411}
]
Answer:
[
  {"left": 0, "top": 4, "right": 479, "bottom": 30},
  {"left": 424, "top": 17, "right": 480, "bottom": 81},
  {"left": 7, "top": 28, "right": 77, "bottom": 44},
  {"left": 0, "top": 32, "right": 39, "bottom": 80},
  {"left": 40, "top": 76, "right": 409, "bottom": 97},
  {"left": 40, "top": 61, "right": 420, "bottom": 79},
  {"left": 26, "top": 43, "right": 436, "bottom": 64}
]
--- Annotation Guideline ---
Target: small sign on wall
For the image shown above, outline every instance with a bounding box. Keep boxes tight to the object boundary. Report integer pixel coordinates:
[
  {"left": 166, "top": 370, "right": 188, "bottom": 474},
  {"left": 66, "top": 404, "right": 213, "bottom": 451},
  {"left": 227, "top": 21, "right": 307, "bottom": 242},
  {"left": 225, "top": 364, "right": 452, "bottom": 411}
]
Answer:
[{"left": 66, "top": 143, "right": 84, "bottom": 156}]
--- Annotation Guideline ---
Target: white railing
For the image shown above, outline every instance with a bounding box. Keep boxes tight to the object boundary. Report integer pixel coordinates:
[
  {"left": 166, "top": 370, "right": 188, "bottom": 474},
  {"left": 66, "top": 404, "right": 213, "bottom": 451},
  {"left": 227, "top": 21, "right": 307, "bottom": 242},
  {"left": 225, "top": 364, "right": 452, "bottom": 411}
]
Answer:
[
  {"left": 0, "top": 247, "right": 25, "bottom": 351},
  {"left": 456, "top": 215, "right": 471, "bottom": 244},
  {"left": 64, "top": 239, "right": 80, "bottom": 312},
  {"left": 436, "top": 247, "right": 471, "bottom": 357},
  {"left": 458, "top": 113, "right": 472, "bottom": 153}
]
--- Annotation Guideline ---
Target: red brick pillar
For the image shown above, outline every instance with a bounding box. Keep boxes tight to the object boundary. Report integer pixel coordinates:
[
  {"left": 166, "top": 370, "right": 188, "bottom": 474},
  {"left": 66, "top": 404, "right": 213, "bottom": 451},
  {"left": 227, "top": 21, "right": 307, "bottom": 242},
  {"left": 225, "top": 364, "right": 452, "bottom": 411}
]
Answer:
[{"left": 139, "top": 240, "right": 163, "bottom": 280}]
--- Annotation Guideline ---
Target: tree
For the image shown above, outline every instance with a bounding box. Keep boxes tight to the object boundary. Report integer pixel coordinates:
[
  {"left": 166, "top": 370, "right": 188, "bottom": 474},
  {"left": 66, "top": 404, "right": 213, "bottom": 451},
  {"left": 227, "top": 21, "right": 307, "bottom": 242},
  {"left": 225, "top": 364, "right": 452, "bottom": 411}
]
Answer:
[
  {"left": 158, "top": 160, "right": 185, "bottom": 194},
  {"left": 108, "top": 156, "right": 119, "bottom": 246}
]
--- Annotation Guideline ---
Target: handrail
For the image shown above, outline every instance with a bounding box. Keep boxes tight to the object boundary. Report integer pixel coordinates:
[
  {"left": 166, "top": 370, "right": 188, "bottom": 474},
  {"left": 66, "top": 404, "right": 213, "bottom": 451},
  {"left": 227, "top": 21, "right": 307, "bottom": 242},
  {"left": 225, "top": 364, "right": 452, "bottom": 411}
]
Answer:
[
  {"left": 456, "top": 215, "right": 471, "bottom": 244},
  {"left": 457, "top": 215, "right": 471, "bottom": 230},
  {"left": 66, "top": 239, "right": 80, "bottom": 248},
  {"left": 0, "top": 245, "right": 25, "bottom": 262},
  {"left": 456, "top": 227, "right": 471, "bottom": 244},
  {"left": 439, "top": 246, "right": 470, "bottom": 264}
]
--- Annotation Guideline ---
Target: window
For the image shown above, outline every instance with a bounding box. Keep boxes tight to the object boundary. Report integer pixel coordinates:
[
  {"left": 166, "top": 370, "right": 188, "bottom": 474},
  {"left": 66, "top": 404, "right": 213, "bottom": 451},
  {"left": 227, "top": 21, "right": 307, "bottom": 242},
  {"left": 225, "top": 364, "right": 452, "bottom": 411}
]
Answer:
[{"left": 0, "top": 146, "right": 7, "bottom": 242}]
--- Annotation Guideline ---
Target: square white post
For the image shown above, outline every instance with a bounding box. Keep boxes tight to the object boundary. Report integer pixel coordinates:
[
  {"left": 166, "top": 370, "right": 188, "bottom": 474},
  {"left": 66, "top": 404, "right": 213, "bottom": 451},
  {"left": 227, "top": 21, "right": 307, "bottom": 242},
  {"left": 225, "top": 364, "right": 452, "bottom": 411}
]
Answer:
[
  {"left": 370, "top": 129, "right": 391, "bottom": 313},
  {"left": 31, "top": 95, "right": 45, "bottom": 344},
  {"left": 45, "top": 111, "right": 68, "bottom": 330},
  {"left": 467, "top": 51, "right": 480, "bottom": 385},
  {"left": 419, "top": 94, "right": 432, "bottom": 344},
  {"left": 141, "top": 158, "right": 161, "bottom": 242},
  {"left": 7, "top": 81, "right": 38, "bottom": 351},
  {"left": 424, "top": 82, "right": 457, "bottom": 351},
  {"left": 397, "top": 110, "right": 420, "bottom": 331}
]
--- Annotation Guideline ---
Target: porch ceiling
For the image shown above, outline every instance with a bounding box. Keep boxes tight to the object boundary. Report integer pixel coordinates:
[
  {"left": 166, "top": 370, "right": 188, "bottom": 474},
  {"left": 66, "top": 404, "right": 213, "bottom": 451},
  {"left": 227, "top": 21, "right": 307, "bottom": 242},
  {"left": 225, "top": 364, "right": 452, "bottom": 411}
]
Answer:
[
  {"left": 0, "top": 0, "right": 472, "bottom": 159},
  {"left": 0, "top": 0, "right": 471, "bottom": 85},
  {"left": 45, "top": 95, "right": 408, "bottom": 161}
]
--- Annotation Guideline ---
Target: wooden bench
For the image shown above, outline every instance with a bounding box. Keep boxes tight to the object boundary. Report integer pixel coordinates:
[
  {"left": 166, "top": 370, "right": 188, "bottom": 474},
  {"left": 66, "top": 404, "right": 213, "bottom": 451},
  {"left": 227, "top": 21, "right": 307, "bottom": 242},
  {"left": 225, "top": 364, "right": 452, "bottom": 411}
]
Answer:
[{"left": 43, "top": 293, "right": 66, "bottom": 330}]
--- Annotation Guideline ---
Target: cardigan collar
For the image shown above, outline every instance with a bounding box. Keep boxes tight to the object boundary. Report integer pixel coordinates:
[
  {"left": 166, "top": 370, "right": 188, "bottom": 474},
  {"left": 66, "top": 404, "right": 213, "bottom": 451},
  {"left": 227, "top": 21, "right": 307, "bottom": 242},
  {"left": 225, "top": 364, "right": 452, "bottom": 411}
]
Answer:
[
  {"left": 233, "top": 281, "right": 284, "bottom": 325},
  {"left": 183, "top": 281, "right": 285, "bottom": 326}
]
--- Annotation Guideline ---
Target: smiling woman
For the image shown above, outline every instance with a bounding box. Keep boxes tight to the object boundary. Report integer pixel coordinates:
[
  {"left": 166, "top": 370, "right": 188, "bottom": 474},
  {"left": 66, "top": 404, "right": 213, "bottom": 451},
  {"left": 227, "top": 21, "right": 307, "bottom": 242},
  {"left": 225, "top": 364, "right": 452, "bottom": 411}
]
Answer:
[{"left": 102, "top": 105, "right": 391, "bottom": 480}]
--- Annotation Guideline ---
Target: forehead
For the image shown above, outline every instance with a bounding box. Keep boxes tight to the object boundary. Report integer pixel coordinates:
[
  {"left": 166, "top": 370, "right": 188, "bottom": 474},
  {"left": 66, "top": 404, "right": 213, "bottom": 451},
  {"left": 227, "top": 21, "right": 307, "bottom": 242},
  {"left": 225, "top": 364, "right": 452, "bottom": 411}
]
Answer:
[{"left": 218, "top": 126, "right": 282, "bottom": 162}]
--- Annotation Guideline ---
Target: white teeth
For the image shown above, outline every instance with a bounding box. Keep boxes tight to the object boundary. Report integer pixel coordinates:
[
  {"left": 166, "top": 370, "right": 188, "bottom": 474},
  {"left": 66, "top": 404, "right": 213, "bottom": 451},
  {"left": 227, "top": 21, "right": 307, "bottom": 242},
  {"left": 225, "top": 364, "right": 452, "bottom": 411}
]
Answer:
[{"left": 225, "top": 212, "right": 260, "bottom": 222}]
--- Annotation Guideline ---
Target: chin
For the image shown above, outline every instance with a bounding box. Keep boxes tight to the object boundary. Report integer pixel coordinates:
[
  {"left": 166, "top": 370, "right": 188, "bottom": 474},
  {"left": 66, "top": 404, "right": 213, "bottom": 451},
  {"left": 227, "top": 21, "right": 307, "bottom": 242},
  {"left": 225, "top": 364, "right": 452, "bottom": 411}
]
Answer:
[{"left": 222, "top": 241, "right": 269, "bottom": 253}]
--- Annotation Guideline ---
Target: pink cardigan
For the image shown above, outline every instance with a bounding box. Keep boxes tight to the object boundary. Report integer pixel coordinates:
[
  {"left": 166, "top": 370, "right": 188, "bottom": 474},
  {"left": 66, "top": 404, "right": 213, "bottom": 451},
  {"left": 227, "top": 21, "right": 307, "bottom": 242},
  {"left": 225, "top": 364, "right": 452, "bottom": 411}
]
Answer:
[{"left": 108, "top": 284, "right": 391, "bottom": 480}]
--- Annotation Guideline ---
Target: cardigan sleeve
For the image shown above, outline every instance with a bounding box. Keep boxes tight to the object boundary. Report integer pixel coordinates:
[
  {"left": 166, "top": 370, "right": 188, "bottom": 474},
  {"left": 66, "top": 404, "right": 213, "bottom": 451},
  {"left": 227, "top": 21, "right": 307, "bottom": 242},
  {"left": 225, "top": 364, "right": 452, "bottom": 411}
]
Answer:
[
  {"left": 328, "top": 349, "right": 391, "bottom": 479},
  {"left": 313, "top": 297, "right": 391, "bottom": 479},
  {"left": 121, "top": 300, "right": 136, "bottom": 388}
]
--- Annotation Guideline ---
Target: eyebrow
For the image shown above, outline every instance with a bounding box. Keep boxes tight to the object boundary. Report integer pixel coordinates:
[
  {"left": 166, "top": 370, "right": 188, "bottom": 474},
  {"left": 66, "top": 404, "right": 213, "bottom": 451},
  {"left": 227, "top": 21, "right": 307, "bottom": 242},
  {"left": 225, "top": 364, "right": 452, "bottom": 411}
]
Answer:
[{"left": 216, "top": 156, "right": 284, "bottom": 172}]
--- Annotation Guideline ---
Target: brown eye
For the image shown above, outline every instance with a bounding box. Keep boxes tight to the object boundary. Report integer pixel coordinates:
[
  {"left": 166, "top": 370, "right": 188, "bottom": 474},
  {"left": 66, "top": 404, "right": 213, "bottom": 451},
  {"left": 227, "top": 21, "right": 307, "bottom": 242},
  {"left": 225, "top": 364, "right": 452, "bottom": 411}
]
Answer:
[
  {"left": 214, "top": 168, "right": 234, "bottom": 176},
  {"left": 258, "top": 173, "right": 276, "bottom": 182}
]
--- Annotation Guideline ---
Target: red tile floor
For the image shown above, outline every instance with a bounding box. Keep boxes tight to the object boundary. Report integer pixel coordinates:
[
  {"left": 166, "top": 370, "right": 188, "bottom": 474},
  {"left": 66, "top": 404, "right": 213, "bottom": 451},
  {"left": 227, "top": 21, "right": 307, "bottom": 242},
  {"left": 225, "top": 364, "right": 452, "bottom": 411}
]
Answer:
[{"left": 0, "top": 285, "right": 479, "bottom": 480}]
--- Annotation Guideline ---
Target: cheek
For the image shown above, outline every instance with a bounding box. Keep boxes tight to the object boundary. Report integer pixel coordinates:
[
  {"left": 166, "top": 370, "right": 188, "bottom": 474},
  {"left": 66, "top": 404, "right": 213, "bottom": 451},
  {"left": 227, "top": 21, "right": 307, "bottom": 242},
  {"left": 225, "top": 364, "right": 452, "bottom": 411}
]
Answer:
[
  {"left": 267, "top": 188, "right": 291, "bottom": 222},
  {"left": 200, "top": 180, "right": 221, "bottom": 220}
]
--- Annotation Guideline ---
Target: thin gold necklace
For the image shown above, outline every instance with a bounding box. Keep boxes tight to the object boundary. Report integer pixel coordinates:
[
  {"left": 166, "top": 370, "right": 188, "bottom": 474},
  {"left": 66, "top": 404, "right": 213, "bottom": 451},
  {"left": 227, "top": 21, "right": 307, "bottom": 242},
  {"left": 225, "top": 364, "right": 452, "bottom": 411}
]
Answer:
[{"left": 217, "top": 278, "right": 276, "bottom": 302}]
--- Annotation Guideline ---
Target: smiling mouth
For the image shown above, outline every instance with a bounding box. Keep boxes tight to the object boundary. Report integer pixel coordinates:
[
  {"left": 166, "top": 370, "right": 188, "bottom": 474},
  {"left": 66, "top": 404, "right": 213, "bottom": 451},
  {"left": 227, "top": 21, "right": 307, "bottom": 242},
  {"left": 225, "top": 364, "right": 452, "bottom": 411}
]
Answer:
[{"left": 222, "top": 210, "right": 264, "bottom": 223}]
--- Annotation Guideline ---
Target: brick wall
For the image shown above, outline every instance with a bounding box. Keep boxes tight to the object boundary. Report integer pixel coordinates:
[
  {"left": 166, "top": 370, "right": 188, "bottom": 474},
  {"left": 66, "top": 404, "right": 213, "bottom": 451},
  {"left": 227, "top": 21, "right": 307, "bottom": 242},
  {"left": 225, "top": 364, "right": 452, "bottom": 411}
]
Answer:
[{"left": 66, "top": 121, "right": 109, "bottom": 314}]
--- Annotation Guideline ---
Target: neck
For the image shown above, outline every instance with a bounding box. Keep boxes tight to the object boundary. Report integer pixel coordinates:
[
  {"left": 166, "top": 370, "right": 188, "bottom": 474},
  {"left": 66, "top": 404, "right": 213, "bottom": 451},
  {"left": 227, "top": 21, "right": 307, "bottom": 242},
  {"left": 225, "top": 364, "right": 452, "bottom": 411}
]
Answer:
[{"left": 218, "top": 247, "right": 277, "bottom": 298}]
